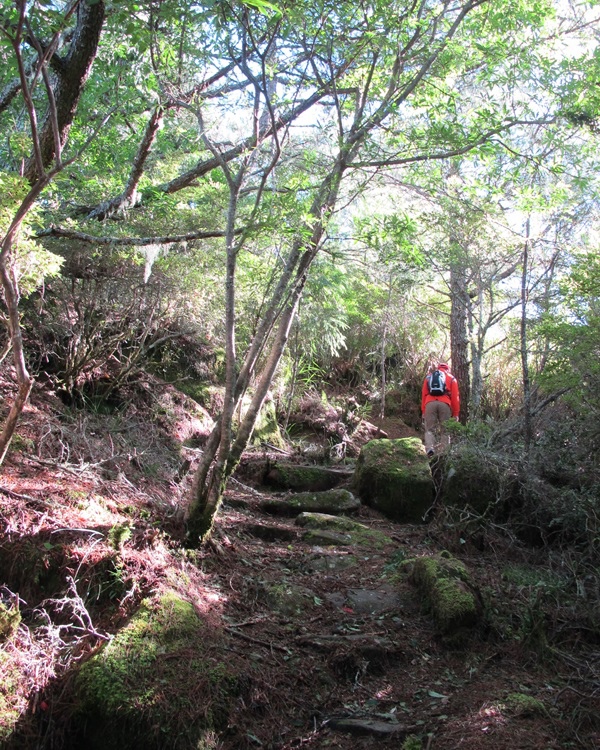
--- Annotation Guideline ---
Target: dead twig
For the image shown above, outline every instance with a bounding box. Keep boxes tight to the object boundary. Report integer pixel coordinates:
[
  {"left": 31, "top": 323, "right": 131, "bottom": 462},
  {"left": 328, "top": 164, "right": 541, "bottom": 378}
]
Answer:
[
  {"left": 225, "top": 626, "right": 291, "bottom": 653},
  {"left": 0, "top": 484, "right": 40, "bottom": 502}
]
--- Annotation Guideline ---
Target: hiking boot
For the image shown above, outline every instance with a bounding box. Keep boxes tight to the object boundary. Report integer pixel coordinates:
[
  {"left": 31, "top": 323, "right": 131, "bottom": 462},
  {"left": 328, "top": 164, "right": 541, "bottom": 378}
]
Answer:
[{"left": 426, "top": 449, "right": 434, "bottom": 457}]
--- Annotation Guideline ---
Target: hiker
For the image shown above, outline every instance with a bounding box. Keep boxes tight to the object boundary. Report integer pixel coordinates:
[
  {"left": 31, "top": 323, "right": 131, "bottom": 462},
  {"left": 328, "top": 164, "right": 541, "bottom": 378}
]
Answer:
[{"left": 421, "top": 362, "right": 460, "bottom": 457}]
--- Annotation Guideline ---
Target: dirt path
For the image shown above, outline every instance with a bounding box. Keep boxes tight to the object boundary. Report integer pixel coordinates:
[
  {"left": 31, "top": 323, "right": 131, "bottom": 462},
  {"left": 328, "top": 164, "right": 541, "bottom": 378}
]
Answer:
[{"left": 197, "top": 481, "right": 579, "bottom": 750}]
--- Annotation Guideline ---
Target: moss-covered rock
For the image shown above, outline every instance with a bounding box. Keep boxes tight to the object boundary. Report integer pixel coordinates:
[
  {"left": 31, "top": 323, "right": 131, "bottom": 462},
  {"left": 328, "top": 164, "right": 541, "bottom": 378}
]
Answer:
[
  {"left": 301, "top": 529, "right": 354, "bottom": 546},
  {"left": 402, "top": 552, "right": 482, "bottom": 639},
  {"left": 252, "top": 399, "right": 287, "bottom": 449},
  {"left": 266, "top": 463, "right": 347, "bottom": 492},
  {"left": 440, "top": 446, "right": 517, "bottom": 514},
  {"left": 354, "top": 438, "right": 434, "bottom": 523},
  {"left": 296, "top": 512, "right": 392, "bottom": 548},
  {"left": 260, "top": 488, "right": 360, "bottom": 516},
  {"left": 72, "top": 591, "right": 238, "bottom": 749},
  {"left": 261, "top": 581, "right": 320, "bottom": 616}
]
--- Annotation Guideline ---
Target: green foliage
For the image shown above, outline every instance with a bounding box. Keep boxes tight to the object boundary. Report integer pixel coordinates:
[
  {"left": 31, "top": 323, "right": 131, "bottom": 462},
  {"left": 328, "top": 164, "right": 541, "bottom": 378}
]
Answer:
[
  {"left": 537, "top": 250, "right": 600, "bottom": 411},
  {"left": 241, "top": 0, "right": 282, "bottom": 16},
  {"left": 355, "top": 213, "right": 424, "bottom": 269},
  {"left": 401, "top": 736, "right": 423, "bottom": 750},
  {"left": 0, "top": 173, "right": 63, "bottom": 295}
]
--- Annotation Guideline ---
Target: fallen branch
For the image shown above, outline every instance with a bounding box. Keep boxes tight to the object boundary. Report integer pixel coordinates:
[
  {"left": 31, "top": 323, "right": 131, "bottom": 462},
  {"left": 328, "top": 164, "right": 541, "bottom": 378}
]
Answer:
[
  {"left": 0, "top": 485, "right": 40, "bottom": 502},
  {"left": 225, "top": 626, "right": 291, "bottom": 653}
]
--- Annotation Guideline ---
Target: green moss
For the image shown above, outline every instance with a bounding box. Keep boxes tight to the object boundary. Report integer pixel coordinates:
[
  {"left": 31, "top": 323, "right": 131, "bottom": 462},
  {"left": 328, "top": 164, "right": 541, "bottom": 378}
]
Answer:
[
  {"left": 441, "top": 444, "right": 517, "bottom": 514},
  {"left": 0, "top": 653, "right": 22, "bottom": 742},
  {"left": 434, "top": 578, "right": 477, "bottom": 631},
  {"left": 252, "top": 400, "right": 286, "bottom": 449},
  {"left": 504, "top": 692, "right": 547, "bottom": 717},
  {"left": 501, "top": 564, "right": 564, "bottom": 592},
  {"left": 73, "top": 591, "right": 238, "bottom": 749},
  {"left": 284, "top": 489, "right": 359, "bottom": 514},
  {"left": 107, "top": 523, "right": 132, "bottom": 550},
  {"left": 267, "top": 463, "right": 342, "bottom": 492},
  {"left": 401, "top": 736, "right": 423, "bottom": 750},
  {"left": 9, "top": 434, "right": 35, "bottom": 453},
  {"left": 296, "top": 512, "right": 392, "bottom": 548},
  {"left": 0, "top": 602, "right": 21, "bottom": 641},
  {"left": 355, "top": 439, "right": 434, "bottom": 522},
  {"left": 403, "top": 553, "right": 480, "bottom": 637}
]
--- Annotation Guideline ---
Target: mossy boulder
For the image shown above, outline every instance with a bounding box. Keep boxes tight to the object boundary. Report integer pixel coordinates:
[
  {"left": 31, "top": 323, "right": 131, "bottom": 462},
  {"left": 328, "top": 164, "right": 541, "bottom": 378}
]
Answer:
[
  {"left": 354, "top": 438, "right": 434, "bottom": 523},
  {"left": 259, "top": 488, "right": 360, "bottom": 516},
  {"left": 296, "top": 512, "right": 392, "bottom": 548},
  {"left": 440, "top": 446, "right": 517, "bottom": 514},
  {"left": 266, "top": 462, "right": 347, "bottom": 492},
  {"left": 503, "top": 692, "right": 547, "bottom": 718},
  {"left": 72, "top": 591, "right": 238, "bottom": 749},
  {"left": 402, "top": 552, "right": 482, "bottom": 640},
  {"left": 252, "top": 399, "right": 287, "bottom": 449},
  {"left": 261, "top": 581, "right": 320, "bottom": 616}
]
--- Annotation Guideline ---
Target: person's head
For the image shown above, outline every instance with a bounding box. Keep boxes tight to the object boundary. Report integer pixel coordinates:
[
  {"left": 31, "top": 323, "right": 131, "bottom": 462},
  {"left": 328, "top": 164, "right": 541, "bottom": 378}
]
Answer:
[{"left": 438, "top": 362, "right": 449, "bottom": 372}]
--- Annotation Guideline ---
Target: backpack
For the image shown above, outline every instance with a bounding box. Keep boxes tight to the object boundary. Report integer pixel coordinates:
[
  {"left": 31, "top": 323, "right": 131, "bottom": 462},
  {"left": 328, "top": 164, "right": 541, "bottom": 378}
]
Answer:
[{"left": 427, "top": 369, "right": 447, "bottom": 396}]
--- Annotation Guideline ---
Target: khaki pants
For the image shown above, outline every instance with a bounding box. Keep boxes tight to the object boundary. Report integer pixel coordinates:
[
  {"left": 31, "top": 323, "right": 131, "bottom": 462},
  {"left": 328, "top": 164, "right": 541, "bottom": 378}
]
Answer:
[{"left": 424, "top": 400, "right": 452, "bottom": 454}]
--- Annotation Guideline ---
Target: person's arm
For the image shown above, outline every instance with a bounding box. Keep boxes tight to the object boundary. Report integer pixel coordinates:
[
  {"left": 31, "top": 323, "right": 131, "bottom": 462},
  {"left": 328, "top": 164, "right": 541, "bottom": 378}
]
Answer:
[
  {"left": 450, "top": 376, "right": 460, "bottom": 418},
  {"left": 421, "top": 378, "right": 429, "bottom": 415}
]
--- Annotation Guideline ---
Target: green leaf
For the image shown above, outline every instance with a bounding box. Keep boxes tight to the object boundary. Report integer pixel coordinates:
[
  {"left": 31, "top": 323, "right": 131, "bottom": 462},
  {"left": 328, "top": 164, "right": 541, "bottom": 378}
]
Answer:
[
  {"left": 241, "top": 0, "right": 282, "bottom": 18},
  {"left": 428, "top": 690, "right": 448, "bottom": 699}
]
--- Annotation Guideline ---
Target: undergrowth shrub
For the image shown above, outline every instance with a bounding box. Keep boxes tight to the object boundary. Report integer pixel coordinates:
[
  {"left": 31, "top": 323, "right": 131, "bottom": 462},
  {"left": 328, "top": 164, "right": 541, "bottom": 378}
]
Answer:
[
  {"left": 21, "top": 247, "right": 216, "bottom": 406},
  {"left": 445, "top": 411, "right": 599, "bottom": 566}
]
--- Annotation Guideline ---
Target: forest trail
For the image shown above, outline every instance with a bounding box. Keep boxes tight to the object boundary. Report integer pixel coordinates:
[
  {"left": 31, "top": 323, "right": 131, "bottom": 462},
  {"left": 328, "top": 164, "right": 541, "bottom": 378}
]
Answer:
[
  {"left": 192, "top": 468, "right": 574, "bottom": 749},
  {"left": 0, "top": 379, "right": 595, "bottom": 749}
]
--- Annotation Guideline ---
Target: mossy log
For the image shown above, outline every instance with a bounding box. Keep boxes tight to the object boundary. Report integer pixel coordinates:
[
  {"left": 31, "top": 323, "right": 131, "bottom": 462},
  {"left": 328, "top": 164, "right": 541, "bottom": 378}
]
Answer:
[
  {"left": 259, "top": 488, "right": 360, "bottom": 516},
  {"left": 403, "top": 552, "right": 482, "bottom": 639},
  {"left": 266, "top": 463, "right": 349, "bottom": 492}
]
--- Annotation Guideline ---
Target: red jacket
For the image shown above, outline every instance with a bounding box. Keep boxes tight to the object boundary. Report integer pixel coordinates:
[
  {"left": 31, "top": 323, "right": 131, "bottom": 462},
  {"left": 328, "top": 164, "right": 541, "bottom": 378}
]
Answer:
[{"left": 421, "top": 370, "right": 460, "bottom": 418}]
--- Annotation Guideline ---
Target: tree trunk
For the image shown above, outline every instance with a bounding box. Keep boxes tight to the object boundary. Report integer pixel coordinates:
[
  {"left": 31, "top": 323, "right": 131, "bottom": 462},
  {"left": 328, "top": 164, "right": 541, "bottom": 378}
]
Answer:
[
  {"left": 379, "top": 278, "right": 393, "bottom": 419},
  {"left": 186, "top": 161, "right": 346, "bottom": 546},
  {"left": 521, "top": 219, "right": 532, "bottom": 453},
  {"left": 449, "top": 250, "right": 470, "bottom": 424},
  {"left": 468, "top": 283, "right": 484, "bottom": 417},
  {"left": 24, "top": 0, "right": 105, "bottom": 183},
  {"left": 0, "top": 262, "right": 33, "bottom": 463}
]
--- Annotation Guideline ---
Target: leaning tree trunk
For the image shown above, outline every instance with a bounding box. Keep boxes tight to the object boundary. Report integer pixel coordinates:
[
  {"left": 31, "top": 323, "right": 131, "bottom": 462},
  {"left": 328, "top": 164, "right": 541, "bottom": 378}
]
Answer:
[
  {"left": 24, "top": 0, "right": 106, "bottom": 184},
  {"left": 187, "top": 289, "right": 303, "bottom": 544},
  {"left": 0, "top": 173, "right": 54, "bottom": 464},
  {"left": 186, "top": 161, "right": 347, "bottom": 546},
  {"left": 0, "top": 262, "right": 33, "bottom": 464},
  {"left": 185, "top": 237, "right": 326, "bottom": 545},
  {"left": 0, "top": 0, "right": 104, "bottom": 464}
]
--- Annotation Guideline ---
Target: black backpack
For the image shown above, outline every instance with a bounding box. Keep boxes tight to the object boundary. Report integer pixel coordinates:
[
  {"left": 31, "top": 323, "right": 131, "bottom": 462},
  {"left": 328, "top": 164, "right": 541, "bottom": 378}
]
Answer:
[{"left": 428, "top": 369, "right": 447, "bottom": 396}]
